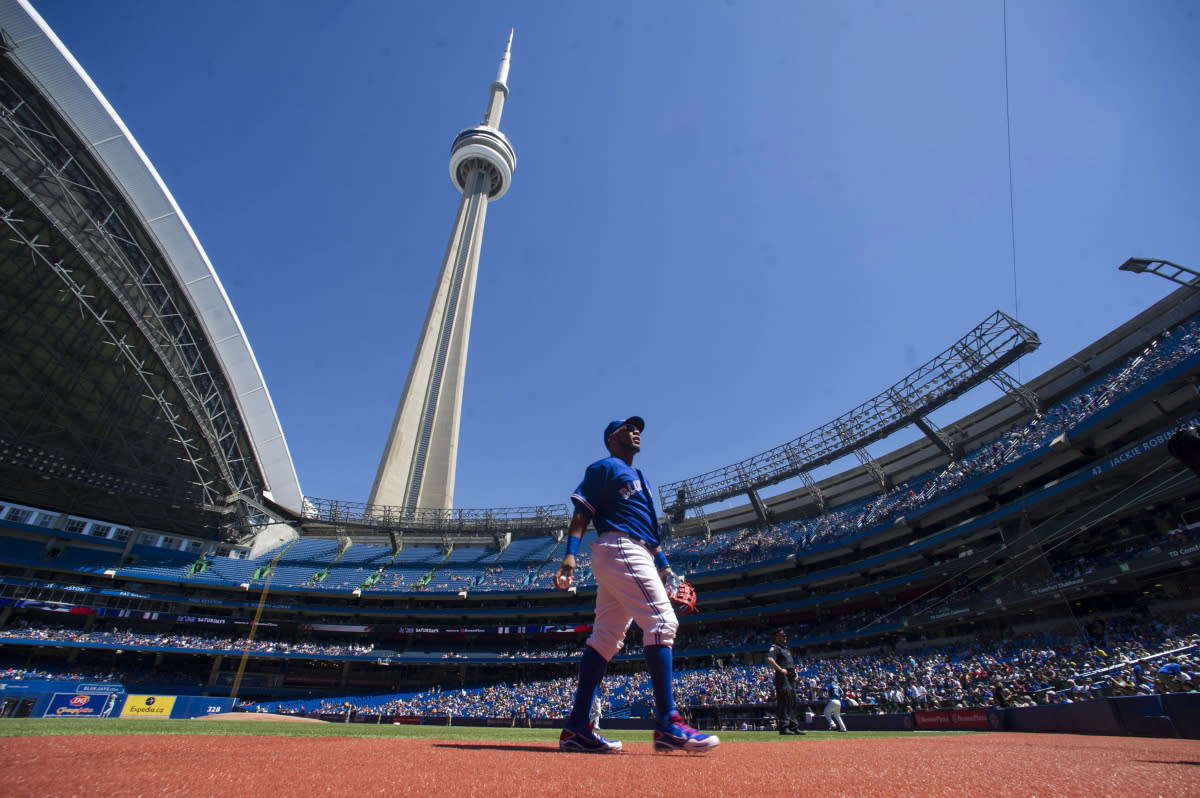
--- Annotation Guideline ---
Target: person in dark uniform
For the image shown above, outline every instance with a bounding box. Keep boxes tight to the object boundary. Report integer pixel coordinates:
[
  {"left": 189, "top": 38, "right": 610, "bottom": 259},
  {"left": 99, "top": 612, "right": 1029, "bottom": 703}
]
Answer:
[{"left": 766, "top": 629, "right": 805, "bottom": 735}]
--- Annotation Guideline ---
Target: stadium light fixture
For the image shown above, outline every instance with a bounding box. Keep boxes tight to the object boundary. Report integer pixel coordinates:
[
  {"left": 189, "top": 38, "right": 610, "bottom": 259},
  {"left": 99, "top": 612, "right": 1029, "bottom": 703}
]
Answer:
[
  {"left": 1119, "top": 257, "right": 1153, "bottom": 273},
  {"left": 1119, "top": 257, "right": 1199, "bottom": 289}
]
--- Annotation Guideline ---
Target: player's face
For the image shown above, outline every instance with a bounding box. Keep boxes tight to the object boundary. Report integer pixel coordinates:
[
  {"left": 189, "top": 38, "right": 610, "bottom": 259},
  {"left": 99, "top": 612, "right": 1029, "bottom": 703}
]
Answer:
[{"left": 610, "top": 423, "right": 641, "bottom": 452}]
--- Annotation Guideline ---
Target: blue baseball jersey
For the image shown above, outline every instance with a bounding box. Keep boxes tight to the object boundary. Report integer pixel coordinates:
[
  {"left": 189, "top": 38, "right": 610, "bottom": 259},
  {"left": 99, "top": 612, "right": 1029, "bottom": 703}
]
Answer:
[
  {"left": 571, "top": 456, "right": 660, "bottom": 548},
  {"left": 827, "top": 683, "right": 842, "bottom": 700}
]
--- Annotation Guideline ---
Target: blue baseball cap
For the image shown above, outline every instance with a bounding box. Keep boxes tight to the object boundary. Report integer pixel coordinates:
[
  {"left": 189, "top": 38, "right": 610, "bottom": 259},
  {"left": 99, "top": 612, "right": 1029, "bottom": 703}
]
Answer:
[{"left": 604, "top": 416, "right": 645, "bottom": 444}]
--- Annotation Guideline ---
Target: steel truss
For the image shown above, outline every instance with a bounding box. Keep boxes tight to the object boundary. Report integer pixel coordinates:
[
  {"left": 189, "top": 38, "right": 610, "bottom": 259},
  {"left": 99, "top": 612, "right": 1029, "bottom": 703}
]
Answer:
[
  {"left": 302, "top": 497, "right": 570, "bottom": 537},
  {"left": 0, "top": 52, "right": 267, "bottom": 536},
  {"left": 659, "top": 311, "right": 1040, "bottom": 510}
]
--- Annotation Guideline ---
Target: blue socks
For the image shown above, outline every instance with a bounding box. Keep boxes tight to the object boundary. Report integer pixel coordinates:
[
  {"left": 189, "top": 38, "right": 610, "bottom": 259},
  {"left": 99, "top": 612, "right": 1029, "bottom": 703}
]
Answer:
[
  {"left": 567, "top": 643, "right": 676, "bottom": 728},
  {"left": 566, "top": 645, "right": 608, "bottom": 728},
  {"left": 645, "top": 643, "right": 675, "bottom": 722}
]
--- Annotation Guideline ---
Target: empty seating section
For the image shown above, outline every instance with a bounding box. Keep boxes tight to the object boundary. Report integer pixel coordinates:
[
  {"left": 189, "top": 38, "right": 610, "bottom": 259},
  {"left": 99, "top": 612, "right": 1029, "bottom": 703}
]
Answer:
[
  {"left": 203, "top": 554, "right": 263, "bottom": 586},
  {"left": 54, "top": 546, "right": 119, "bottom": 575},
  {"left": 317, "top": 544, "right": 396, "bottom": 591},
  {"left": 265, "top": 538, "right": 340, "bottom": 587},
  {"left": 369, "top": 546, "right": 445, "bottom": 592},
  {"left": 423, "top": 544, "right": 495, "bottom": 591},
  {"left": 113, "top": 545, "right": 195, "bottom": 581},
  {"left": 0, "top": 534, "right": 56, "bottom": 566}
]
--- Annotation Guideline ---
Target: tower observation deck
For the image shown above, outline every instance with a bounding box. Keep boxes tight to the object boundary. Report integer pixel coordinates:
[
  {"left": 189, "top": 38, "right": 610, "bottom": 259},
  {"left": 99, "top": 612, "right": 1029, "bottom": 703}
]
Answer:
[{"left": 369, "top": 32, "right": 517, "bottom": 513}]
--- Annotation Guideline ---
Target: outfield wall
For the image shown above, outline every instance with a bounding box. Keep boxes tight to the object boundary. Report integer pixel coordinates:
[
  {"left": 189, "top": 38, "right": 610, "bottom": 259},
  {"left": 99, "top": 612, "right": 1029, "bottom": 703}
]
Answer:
[
  {"left": 0, "top": 681, "right": 236, "bottom": 720},
  {"left": 281, "top": 696, "right": 1198, "bottom": 739},
  {"left": 682, "top": 697, "right": 1196, "bottom": 737}
]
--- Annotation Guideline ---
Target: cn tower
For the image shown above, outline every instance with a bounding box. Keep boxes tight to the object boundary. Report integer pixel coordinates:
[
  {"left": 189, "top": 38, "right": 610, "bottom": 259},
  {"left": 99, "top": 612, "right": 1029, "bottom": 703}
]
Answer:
[{"left": 369, "top": 32, "right": 517, "bottom": 512}]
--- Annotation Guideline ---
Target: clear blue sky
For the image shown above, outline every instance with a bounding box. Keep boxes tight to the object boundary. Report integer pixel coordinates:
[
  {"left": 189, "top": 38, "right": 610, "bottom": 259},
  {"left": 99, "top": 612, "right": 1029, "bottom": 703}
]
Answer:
[{"left": 31, "top": 0, "right": 1200, "bottom": 512}]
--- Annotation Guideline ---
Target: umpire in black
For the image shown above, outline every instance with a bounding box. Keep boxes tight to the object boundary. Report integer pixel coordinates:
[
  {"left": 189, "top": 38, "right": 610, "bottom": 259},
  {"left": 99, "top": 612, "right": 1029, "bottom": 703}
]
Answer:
[{"left": 766, "top": 628, "right": 805, "bottom": 735}]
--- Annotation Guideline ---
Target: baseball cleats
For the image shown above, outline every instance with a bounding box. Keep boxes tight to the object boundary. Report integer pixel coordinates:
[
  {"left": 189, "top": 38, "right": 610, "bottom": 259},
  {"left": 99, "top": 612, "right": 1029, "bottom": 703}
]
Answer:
[
  {"left": 559, "top": 724, "right": 623, "bottom": 753},
  {"left": 653, "top": 711, "right": 720, "bottom": 754}
]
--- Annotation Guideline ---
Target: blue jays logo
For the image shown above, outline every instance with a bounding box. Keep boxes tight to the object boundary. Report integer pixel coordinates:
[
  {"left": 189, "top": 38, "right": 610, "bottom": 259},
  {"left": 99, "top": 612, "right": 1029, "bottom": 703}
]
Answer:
[{"left": 618, "top": 479, "right": 643, "bottom": 500}]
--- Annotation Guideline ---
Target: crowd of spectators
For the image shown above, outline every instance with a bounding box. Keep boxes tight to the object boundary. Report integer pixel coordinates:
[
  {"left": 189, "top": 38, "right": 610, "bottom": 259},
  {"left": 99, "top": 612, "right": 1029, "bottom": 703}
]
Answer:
[
  {"left": 242, "top": 610, "right": 1198, "bottom": 720},
  {"left": 855, "top": 520, "right": 1200, "bottom": 634},
  {"left": 776, "top": 613, "right": 1200, "bottom": 712},
  {"left": 0, "top": 665, "right": 123, "bottom": 683},
  {"left": 0, "top": 625, "right": 376, "bottom": 658},
  {"left": 1, "top": 518, "right": 1192, "bottom": 666}
]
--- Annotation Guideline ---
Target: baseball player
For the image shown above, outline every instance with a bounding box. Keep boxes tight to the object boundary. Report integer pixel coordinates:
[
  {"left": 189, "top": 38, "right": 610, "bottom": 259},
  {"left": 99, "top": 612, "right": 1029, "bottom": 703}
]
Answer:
[
  {"left": 824, "top": 679, "right": 847, "bottom": 732},
  {"left": 556, "top": 416, "right": 719, "bottom": 754},
  {"left": 766, "top": 628, "right": 805, "bottom": 735},
  {"left": 589, "top": 684, "right": 604, "bottom": 731}
]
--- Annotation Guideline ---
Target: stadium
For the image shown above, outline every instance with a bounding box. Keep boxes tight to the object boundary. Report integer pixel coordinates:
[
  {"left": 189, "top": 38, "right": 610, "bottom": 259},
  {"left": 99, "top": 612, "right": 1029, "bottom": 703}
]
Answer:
[{"left": 1, "top": 1, "right": 1199, "bottom": 786}]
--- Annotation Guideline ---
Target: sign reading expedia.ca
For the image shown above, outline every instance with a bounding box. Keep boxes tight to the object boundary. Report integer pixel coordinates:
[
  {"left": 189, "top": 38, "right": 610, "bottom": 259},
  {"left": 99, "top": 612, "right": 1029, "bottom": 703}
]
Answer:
[{"left": 119, "top": 694, "right": 176, "bottom": 718}]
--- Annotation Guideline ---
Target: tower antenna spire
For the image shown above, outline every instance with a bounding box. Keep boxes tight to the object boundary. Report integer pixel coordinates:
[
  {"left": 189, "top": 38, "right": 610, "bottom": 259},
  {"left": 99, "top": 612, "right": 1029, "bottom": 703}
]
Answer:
[{"left": 496, "top": 29, "right": 513, "bottom": 88}]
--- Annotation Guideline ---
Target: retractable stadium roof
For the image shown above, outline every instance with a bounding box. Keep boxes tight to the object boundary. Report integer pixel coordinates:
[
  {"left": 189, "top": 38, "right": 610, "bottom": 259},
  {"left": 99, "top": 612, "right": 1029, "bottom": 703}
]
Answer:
[{"left": 0, "top": 0, "right": 302, "bottom": 541}]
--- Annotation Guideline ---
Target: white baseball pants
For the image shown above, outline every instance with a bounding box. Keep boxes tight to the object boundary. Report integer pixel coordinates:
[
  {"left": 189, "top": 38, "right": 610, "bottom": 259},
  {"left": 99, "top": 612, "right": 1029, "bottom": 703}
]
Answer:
[
  {"left": 824, "top": 698, "right": 846, "bottom": 731},
  {"left": 585, "top": 532, "right": 678, "bottom": 660}
]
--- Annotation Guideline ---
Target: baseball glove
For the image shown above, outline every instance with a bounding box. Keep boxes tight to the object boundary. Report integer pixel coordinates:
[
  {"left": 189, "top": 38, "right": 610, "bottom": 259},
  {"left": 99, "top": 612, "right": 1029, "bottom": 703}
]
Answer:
[{"left": 667, "top": 574, "right": 698, "bottom": 615}]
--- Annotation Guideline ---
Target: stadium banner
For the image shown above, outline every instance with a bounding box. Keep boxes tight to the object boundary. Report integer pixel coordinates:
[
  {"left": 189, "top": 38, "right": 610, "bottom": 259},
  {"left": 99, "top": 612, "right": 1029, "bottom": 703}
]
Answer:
[
  {"left": 119, "top": 694, "right": 175, "bottom": 718},
  {"left": 912, "top": 708, "right": 991, "bottom": 731},
  {"left": 42, "top": 692, "right": 119, "bottom": 718},
  {"left": 0, "top": 680, "right": 122, "bottom": 695},
  {"left": 6, "top": 599, "right": 97, "bottom": 614},
  {"left": 1089, "top": 427, "right": 1176, "bottom": 478},
  {"left": 76, "top": 682, "right": 123, "bottom": 694},
  {"left": 169, "top": 695, "right": 235, "bottom": 718},
  {"left": 300, "top": 623, "right": 373, "bottom": 633},
  {"left": 98, "top": 608, "right": 160, "bottom": 620},
  {"left": 176, "top": 614, "right": 229, "bottom": 625}
]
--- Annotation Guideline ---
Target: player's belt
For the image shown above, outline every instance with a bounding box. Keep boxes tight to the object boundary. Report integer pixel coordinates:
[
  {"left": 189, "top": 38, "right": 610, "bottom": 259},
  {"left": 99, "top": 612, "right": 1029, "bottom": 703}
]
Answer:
[{"left": 597, "top": 529, "right": 653, "bottom": 550}]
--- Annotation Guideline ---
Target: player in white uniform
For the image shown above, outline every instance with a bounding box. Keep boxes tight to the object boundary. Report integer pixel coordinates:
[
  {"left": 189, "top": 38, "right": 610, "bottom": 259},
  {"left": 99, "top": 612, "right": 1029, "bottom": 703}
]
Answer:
[
  {"left": 589, "top": 684, "right": 604, "bottom": 730},
  {"left": 824, "top": 680, "right": 847, "bottom": 732},
  {"left": 556, "top": 416, "right": 718, "bottom": 754}
]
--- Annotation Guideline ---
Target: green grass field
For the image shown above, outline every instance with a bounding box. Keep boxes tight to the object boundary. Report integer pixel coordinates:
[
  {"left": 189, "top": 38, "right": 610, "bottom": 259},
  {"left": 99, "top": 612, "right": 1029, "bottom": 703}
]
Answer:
[{"left": 0, "top": 718, "right": 917, "bottom": 741}]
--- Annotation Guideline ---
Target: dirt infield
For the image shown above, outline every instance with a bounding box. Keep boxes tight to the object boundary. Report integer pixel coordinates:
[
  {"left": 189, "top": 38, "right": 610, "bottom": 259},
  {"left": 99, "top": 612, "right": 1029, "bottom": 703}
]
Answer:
[
  {"left": 193, "top": 711, "right": 327, "bottom": 723},
  {"left": 3, "top": 732, "right": 1198, "bottom": 797}
]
